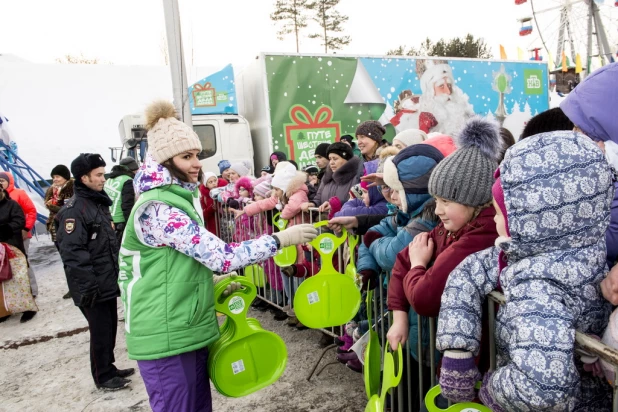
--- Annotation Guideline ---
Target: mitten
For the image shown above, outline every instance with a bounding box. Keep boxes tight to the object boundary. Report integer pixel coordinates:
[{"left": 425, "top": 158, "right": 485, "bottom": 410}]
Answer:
[
  {"left": 328, "top": 196, "right": 342, "bottom": 219},
  {"left": 439, "top": 350, "right": 480, "bottom": 403},
  {"left": 580, "top": 334, "right": 605, "bottom": 378},
  {"left": 419, "top": 111, "right": 438, "bottom": 134},
  {"left": 227, "top": 198, "right": 240, "bottom": 209},
  {"left": 478, "top": 372, "right": 505, "bottom": 412},
  {"left": 358, "top": 269, "right": 378, "bottom": 291},
  {"left": 273, "top": 224, "right": 318, "bottom": 248},
  {"left": 363, "top": 231, "right": 383, "bottom": 248}
]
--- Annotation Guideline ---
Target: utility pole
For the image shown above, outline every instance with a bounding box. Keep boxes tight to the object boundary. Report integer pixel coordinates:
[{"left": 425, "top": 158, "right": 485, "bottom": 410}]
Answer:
[{"left": 162, "top": 0, "right": 192, "bottom": 127}]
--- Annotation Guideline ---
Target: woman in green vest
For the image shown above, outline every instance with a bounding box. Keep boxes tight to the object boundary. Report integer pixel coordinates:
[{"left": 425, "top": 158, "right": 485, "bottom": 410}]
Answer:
[{"left": 119, "top": 100, "right": 317, "bottom": 412}]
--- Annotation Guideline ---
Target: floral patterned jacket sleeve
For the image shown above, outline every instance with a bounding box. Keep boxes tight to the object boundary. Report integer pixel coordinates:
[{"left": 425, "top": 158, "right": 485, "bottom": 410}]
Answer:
[
  {"left": 436, "top": 247, "right": 500, "bottom": 356},
  {"left": 138, "top": 201, "right": 278, "bottom": 273}
]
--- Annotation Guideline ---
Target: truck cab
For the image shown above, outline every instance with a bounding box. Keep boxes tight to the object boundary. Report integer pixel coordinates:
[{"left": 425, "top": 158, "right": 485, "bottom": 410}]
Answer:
[{"left": 114, "top": 113, "right": 254, "bottom": 174}]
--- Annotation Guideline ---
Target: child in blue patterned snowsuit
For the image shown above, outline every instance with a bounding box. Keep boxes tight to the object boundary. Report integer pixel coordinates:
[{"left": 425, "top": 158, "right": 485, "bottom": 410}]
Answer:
[{"left": 436, "top": 131, "right": 613, "bottom": 411}]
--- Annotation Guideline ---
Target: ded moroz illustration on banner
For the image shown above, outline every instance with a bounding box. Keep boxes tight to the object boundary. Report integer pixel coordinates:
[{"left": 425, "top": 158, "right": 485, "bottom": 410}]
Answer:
[{"left": 263, "top": 55, "right": 548, "bottom": 167}]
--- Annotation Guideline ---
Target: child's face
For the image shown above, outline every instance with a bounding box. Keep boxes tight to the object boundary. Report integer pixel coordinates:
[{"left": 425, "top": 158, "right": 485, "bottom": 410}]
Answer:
[
  {"left": 273, "top": 187, "right": 284, "bottom": 199},
  {"left": 239, "top": 187, "right": 249, "bottom": 198},
  {"left": 493, "top": 199, "right": 508, "bottom": 238},
  {"left": 261, "top": 171, "right": 269, "bottom": 177},
  {"left": 206, "top": 177, "right": 218, "bottom": 189},
  {"left": 308, "top": 175, "right": 318, "bottom": 186},
  {"left": 381, "top": 185, "right": 393, "bottom": 204},
  {"left": 228, "top": 170, "right": 240, "bottom": 183},
  {"left": 254, "top": 194, "right": 265, "bottom": 201},
  {"left": 434, "top": 197, "right": 475, "bottom": 233},
  {"left": 389, "top": 187, "right": 401, "bottom": 208}
]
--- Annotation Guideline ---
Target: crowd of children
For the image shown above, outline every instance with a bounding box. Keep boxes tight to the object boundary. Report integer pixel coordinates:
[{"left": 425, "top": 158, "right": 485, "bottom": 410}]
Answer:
[{"left": 196, "top": 63, "right": 618, "bottom": 411}]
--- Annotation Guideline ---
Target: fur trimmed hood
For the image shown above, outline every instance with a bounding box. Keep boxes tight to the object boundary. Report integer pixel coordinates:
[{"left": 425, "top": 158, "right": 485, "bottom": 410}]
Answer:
[{"left": 285, "top": 171, "right": 308, "bottom": 198}]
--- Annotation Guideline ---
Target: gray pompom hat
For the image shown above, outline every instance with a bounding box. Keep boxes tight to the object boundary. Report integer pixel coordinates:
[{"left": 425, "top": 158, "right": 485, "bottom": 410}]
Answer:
[{"left": 428, "top": 116, "right": 503, "bottom": 207}]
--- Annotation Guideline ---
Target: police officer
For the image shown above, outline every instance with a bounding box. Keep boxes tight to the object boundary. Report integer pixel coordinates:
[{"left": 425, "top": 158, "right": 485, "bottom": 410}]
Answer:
[
  {"left": 56, "top": 153, "right": 134, "bottom": 391},
  {"left": 104, "top": 156, "right": 138, "bottom": 245}
]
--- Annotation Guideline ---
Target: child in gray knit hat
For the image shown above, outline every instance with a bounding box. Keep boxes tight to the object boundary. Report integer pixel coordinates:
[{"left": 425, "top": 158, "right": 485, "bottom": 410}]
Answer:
[{"left": 387, "top": 117, "right": 502, "bottom": 387}]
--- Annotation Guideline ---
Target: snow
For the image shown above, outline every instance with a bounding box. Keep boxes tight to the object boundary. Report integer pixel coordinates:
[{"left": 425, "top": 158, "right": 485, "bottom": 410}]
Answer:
[{"left": 0, "top": 237, "right": 367, "bottom": 411}]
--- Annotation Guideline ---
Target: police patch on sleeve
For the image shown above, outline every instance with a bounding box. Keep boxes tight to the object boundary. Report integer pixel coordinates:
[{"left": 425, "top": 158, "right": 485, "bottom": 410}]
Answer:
[{"left": 65, "top": 218, "right": 75, "bottom": 234}]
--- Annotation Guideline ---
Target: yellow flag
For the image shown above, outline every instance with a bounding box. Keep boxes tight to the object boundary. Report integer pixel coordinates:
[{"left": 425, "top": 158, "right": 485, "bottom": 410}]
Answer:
[
  {"left": 500, "top": 45, "right": 507, "bottom": 60},
  {"left": 517, "top": 47, "right": 524, "bottom": 60},
  {"left": 562, "top": 52, "right": 568, "bottom": 72},
  {"left": 575, "top": 54, "right": 582, "bottom": 73}
]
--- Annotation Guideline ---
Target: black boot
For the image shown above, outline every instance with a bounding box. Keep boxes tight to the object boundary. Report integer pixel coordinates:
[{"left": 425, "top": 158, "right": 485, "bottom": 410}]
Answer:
[
  {"left": 62, "top": 291, "right": 71, "bottom": 299},
  {"left": 20, "top": 311, "right": 36, "bottom": 323},
  {"left": 96, "top": 376, "right": 131, "bottom": 391},
  {"left": 273, "top": 309, "right": 288, "bottom": 321},
  {"left": 116, "top": 368, "right": 135, "bottom": 378}
]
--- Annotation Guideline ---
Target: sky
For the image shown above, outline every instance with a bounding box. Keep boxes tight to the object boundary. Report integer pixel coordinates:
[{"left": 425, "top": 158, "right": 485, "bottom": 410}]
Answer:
[{"left": 0, "top": 0, "right": 538, "bottom": 68}]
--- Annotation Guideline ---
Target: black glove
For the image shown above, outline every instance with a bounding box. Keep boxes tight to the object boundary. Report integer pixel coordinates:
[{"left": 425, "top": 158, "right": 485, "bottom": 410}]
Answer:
[
  {"left": 227, "top": 199, "right": 240, "bottom": 209},
  {"left": 359, "top": 269, "right": 378, "bottom": 291},
  {"left": 78, "top": 289, "right": 100, "bottom": 308}
]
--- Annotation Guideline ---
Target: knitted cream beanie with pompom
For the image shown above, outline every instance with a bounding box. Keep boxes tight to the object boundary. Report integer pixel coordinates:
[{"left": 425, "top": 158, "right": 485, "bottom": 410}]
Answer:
[{"left": 145, "top": 100, "right": 202, "bottom": 164}]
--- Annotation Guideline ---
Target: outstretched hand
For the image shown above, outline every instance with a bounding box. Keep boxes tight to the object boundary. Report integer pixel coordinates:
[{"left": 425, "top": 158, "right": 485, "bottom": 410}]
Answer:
[
  {"left": 328, "top": 216, "right": 358, "bottom": 234},
  {"left": 361, "top": 173, "right": 385, "bottom": 188}
]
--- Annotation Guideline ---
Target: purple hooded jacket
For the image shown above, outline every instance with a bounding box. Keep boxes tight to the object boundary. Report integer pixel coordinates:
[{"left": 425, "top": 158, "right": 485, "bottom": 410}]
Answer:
[
  {"left": 334, "top": 159, "right": 388, "bottom": 217},
  {"left": 561, "top": 63, "right": 618, "bottom": 266}
]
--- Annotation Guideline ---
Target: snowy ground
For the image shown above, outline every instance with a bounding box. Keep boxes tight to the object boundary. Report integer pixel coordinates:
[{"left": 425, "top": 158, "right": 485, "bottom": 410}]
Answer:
[{"left": 0, "top": 238, "right": 366, "bottom": 411}]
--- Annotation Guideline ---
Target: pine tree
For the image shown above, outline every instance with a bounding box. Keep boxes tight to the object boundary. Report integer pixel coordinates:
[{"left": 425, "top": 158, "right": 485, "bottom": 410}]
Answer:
[
  {"left": 270, "top": 0, "right": 310, "bottom": 53},
  {"left": 307, "top": 0, "right": 351, "bottom": 53},
  {"left": 386, "top": 34, "right": 492, "bottom": 59}
]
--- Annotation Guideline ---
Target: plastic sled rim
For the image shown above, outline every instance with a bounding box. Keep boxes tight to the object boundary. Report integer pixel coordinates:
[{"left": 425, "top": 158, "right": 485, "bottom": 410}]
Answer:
[
  {"left": 293, "top": 273, "right": 361, "bottom": 329},
  {"left": 424, "top": 382, "right": 491, "bottom": 412}
]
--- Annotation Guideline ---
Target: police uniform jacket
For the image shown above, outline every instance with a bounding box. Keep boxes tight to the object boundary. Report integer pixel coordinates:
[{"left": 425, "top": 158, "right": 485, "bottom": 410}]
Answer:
[{"left": 56, "top": 182, "right": 120, "bottom": 306}]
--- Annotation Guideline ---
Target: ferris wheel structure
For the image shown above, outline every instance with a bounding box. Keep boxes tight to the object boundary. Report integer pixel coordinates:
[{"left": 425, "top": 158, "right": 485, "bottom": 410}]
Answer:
[{"left": 517, "top": 0, "right": 617, "bottom": 77}]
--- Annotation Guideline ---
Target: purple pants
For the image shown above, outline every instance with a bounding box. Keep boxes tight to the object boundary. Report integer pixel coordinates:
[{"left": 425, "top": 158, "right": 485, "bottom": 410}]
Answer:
[{"left": 138, "top": 348, "right": 212, "bottom": 412}]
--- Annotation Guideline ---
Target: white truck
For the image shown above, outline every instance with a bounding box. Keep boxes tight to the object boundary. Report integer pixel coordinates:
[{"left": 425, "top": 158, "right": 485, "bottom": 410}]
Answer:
[{"left": 116, "top": 54, "right": 550, "bottom": 173}]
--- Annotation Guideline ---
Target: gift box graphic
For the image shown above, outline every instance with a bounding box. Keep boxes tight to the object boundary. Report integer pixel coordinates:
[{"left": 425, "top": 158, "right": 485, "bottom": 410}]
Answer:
[
  {"left": 284, "top": 105, "right": 341, "bottom": 166},
  {"left": 192, "top": 82, "right": 217, "bottom": 107}
]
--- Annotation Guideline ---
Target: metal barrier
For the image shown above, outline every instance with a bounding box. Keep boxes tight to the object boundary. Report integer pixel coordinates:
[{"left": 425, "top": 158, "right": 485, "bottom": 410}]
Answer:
[{"left": 211, "top": 196, "right": 618, "bottom": 412}]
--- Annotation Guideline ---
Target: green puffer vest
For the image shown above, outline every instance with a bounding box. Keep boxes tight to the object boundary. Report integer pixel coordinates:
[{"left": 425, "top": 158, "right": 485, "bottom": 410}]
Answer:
[
  {"left": 119, "top": 185, "right": 219, "bottom": 360},
  {"left": 104, "top": 175, "right": 131, "bottom": 223}
]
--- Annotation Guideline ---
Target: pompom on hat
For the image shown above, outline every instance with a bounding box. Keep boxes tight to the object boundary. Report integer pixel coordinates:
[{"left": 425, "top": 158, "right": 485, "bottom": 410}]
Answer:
[
  {"left": 145, "top": 100, "right": 202, "bottom": 164},
  {"left": 428, "top": 116, "right": 503, "bottom": 207},
  {"left": 230, "top": 160, "right": 253, "bottom": 177}
]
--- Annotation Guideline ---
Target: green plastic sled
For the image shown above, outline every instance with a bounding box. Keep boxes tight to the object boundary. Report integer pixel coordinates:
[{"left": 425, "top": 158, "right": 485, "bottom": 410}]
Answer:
[
  {"left": 272, "top": 213, "right": 297, "bottom": 267},
  {"left": 294, "top": 221, "right": 361, "bottom": 329},
  {"left": 364, "top": 343, "right": 403, "bottom": 412},
  {"left": 364, "top": 288, "right": 382, "bottom": 400},
  {"left": 209, "top": 277, "right": 287, "bottom": 398},
  {"left": 244, "top": 264, "right": 266, "bottom": 288},
  {"left": 424, "top": 383, "right": 491, "bottom": 412},
  {"left": 345, "top": 234, "right": 360, "bottom": 279}
]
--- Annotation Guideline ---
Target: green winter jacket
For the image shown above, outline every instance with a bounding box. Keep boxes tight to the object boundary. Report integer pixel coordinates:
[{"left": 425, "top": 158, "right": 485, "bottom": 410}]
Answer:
[
  {"left": 104, "top": 174, "right": 132, "bottom": 224},
  {"left": 119, "top": 185, "right": 219, "bottom": 360}
]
